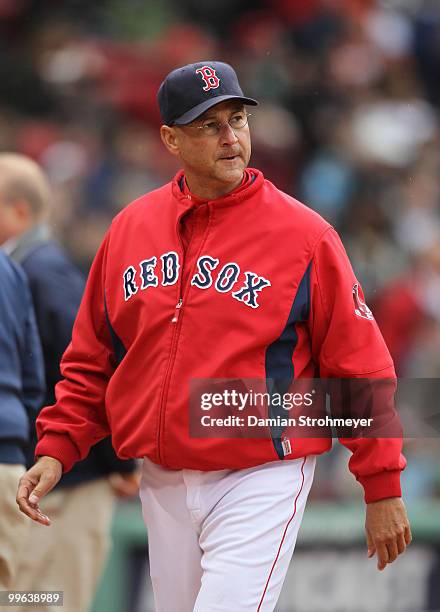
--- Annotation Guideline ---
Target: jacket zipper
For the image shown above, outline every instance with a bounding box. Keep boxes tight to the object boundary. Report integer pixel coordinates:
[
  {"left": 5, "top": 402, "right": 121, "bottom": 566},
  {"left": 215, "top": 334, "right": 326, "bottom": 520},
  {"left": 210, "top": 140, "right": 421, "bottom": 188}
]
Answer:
[
  {"left": 171, "top": 298, "right": 183, "bottom": 323},
  {"left": 157, "top": 295, "right": 184, "bottom": 463},
  {"left": 156, "top": 202, "right": 210, "bottom": 464}
]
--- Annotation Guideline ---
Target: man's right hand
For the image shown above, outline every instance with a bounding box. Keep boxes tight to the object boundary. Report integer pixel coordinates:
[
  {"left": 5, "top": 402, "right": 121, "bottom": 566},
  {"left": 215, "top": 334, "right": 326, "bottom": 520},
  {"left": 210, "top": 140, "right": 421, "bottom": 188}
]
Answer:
[{"left": 16, "top": 456, "right": 63, "bottom": 526}]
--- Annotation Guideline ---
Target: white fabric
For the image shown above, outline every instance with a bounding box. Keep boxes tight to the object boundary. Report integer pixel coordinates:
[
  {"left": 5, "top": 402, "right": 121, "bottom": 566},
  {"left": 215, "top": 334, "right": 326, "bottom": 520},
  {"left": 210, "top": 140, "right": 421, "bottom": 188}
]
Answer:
[{"left": 139, "top": 456, "right": 315, "bottom": 612}]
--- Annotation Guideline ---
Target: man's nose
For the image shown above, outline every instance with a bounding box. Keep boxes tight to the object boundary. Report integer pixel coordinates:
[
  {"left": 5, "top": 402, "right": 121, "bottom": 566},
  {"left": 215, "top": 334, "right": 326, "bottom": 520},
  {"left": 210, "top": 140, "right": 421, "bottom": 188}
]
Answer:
[{"left": 219, "top": 122, "right": 239, "bottom": 145}]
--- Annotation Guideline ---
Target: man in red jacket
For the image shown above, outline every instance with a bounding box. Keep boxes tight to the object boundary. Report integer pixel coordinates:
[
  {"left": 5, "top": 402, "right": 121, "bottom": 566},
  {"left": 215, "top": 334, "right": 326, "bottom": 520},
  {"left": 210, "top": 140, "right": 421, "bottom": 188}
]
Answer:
[{"left": 17, "top": 61, "right": 411, "bottom": 611}]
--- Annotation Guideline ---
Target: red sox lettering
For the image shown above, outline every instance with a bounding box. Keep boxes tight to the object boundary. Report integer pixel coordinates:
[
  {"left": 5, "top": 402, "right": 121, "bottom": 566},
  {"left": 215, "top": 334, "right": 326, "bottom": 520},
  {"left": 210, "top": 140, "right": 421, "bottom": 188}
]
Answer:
[{"left": 123, "top": 252, "right": 271, "bottom": 308}]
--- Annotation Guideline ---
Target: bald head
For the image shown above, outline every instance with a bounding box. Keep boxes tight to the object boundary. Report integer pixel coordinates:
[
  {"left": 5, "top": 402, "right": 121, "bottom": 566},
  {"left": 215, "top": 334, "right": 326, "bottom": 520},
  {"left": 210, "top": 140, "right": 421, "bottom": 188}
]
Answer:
[
  {"left": 0, "top": 153, "right": 51, "bottom": 217},
  {"left": 0, "top": 154, "right": 51, "bottom": 244}
]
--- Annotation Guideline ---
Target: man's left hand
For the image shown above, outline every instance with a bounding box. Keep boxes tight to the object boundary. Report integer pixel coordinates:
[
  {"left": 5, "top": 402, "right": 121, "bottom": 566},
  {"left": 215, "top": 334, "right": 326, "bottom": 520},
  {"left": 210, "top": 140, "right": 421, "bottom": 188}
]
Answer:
[{"left": 365, "top": 497, "right": 412, "bottom": 571}]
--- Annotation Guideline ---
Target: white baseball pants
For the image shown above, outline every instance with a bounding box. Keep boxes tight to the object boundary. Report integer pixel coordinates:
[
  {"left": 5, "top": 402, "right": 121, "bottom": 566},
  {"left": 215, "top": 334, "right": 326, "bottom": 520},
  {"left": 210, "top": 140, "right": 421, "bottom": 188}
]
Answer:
[{"left": 139, "top": 455, "right": 315, "bottom": 612}]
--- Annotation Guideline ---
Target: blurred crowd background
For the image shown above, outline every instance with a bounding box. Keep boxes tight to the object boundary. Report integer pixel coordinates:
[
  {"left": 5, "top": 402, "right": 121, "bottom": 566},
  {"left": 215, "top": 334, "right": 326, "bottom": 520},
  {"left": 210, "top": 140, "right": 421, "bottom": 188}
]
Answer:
[{"left": 1, "top": 0, "right": 439, "bottom": 503}]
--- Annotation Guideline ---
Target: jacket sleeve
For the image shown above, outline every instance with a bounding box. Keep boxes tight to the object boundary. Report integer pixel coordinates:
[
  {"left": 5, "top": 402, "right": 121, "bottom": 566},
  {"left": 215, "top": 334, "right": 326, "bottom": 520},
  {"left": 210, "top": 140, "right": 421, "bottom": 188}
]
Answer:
[
  {"left": 309, "top": 227, "right": 406, "bottom": 503},
  {"left": 28, "top": 258, "right": 86, "bottom": 382},
  {"left": 35, "top": 231, "right": 115, "bottom": 473},
  {"left": 21, "top": 283, "right": 46, "bottom": 421}
]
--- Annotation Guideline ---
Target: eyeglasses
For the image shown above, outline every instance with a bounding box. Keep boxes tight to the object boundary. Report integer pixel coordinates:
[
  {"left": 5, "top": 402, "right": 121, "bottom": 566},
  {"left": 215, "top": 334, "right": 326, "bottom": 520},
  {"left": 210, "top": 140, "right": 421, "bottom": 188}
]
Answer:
[{"left": 190, "top": 111, "right": 252, "bottom": 137}]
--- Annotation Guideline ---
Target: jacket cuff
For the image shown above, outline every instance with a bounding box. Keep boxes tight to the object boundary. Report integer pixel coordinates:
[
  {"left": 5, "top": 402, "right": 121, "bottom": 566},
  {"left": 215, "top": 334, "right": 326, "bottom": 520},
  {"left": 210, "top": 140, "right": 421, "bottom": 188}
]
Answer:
[
  {"left": 35, "top": 433, "right": 81, "bottom": 474},
  {"left": 358, "top": 470, "right": 402, "bottom": 504}
]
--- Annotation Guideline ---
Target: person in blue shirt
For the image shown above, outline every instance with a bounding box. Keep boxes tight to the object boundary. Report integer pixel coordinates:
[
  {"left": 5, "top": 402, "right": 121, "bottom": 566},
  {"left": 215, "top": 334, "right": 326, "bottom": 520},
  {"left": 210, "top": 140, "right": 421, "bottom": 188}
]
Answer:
[
  {"left": 0, "top": 153, "right": 139, "bottom": 612},
  {"left": 0, "top": 250, "right": 45, "bottom": 590}
]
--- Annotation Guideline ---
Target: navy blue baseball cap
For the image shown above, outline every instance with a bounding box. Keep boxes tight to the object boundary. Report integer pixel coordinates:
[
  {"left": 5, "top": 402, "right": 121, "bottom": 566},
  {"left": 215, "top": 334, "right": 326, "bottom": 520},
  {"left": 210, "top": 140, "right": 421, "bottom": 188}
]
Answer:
[{"left": 157, "top": 61, "right": 258, "bottom": 126}]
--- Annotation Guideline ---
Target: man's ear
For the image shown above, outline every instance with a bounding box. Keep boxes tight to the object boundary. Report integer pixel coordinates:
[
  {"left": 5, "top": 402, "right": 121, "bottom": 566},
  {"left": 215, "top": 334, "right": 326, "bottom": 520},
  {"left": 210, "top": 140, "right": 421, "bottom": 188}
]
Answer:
[
  {"left": 0, "top": 198, "right": 33, "bottom": 236},
  {"left": 15, "top": 199, "right": 32, "bottom": 222},
  {"left": 160, "top": 125, "right": 180, "bottom": 156}
]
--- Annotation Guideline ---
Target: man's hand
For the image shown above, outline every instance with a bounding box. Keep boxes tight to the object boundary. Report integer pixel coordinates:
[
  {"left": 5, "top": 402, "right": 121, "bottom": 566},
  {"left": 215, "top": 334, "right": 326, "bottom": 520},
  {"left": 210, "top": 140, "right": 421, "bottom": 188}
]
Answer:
[
  {"left": 16, "top": 456, "right": 63, "bottom": 526},
  {"left": 365, "top": 497, "right": 412, "bottom": 571},
  {"left": 108, "top": 470, "right": 141, "bottom": 499}
]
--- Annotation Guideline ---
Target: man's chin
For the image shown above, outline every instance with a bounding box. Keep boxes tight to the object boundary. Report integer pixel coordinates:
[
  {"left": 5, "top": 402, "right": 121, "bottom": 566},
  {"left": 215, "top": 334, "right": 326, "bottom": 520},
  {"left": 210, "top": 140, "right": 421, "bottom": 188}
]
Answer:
[{"left": 216, "top": 162, "right": 245, "bottom": 184}]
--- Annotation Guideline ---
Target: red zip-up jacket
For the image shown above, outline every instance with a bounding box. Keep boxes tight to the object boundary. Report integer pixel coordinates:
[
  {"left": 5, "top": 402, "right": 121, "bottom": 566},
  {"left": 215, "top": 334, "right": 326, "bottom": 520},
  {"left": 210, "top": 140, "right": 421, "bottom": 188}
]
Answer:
[{"left": 35, "top": 169, "right": 405, "bottom": 503}]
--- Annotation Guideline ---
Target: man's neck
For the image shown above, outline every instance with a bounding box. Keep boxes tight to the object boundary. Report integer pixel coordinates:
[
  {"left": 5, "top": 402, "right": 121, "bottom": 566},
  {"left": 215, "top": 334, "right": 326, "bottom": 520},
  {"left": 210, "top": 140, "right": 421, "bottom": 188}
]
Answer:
[
  {"left": 184, "top": 173, "right": 244, "bottom": 201},
  {"left": 1, "top": 223, "right": 50, "bottom": 258}
]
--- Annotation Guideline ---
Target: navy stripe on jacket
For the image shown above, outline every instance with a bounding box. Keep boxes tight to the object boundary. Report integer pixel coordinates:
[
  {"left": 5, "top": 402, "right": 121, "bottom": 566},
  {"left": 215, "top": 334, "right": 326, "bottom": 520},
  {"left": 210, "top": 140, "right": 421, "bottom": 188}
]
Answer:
[{"left": 265, "top": 262, "right": 311, "bottom": 459}]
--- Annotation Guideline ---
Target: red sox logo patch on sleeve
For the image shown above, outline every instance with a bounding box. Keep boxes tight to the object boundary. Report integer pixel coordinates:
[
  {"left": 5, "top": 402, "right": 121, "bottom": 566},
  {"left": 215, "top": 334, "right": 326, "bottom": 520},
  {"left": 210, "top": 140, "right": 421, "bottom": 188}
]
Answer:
[
  {"left": 352, "top": 283, "right": 374, "bottom": 321},
  {"left": 195, "top": 66, "right": 220, "bottom": 91}
]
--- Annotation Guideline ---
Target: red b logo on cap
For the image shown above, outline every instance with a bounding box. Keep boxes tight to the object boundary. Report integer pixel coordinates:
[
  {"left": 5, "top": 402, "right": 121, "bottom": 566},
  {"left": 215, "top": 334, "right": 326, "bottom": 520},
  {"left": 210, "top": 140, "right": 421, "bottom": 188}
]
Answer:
[{"left": 195, "top": 66, "right": 220, "bottom": 91}]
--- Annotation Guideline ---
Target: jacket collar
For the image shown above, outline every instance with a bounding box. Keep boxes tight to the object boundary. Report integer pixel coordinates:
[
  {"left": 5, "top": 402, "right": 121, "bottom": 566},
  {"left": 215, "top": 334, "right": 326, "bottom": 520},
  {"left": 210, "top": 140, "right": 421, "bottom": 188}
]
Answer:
[
  {"left": 171, "top": 168, "right": 264, "bottom": 215},
  {"left": 3, "top": 223, "right": 51, "bottom": 264}
]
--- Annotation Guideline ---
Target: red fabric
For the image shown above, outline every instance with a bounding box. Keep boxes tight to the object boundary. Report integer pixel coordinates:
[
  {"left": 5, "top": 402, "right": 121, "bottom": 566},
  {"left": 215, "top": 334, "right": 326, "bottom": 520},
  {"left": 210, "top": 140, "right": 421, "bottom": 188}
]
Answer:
[
  {"left": 372, "top": 280, "right": 425, "bottom": 374},
  {"left": 181, "top": 169, "right": 252, "bottom": 201},
  {"left": 36, "top": 168, "right": 404, "bottom": 502},
  {"left": 179, "top": 171, "right": 252, "bottom": 282}
]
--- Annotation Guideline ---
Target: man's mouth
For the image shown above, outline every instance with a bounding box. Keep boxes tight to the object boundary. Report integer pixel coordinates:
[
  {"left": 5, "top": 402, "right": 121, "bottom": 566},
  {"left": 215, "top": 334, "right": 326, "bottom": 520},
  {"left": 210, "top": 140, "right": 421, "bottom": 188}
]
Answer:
[{"left": 219, "top": 154, "right": 239, "bottom": 161}]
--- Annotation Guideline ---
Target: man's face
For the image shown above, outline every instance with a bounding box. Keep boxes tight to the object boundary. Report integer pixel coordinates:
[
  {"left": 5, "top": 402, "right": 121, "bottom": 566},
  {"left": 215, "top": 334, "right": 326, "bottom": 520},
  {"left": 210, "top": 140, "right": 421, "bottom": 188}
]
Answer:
[
  {"left": 0, "top": 197, "right": 23, "bottom": 245},
  {"left": 164, "top": 100, "right": 252, "bottom": 193}
]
